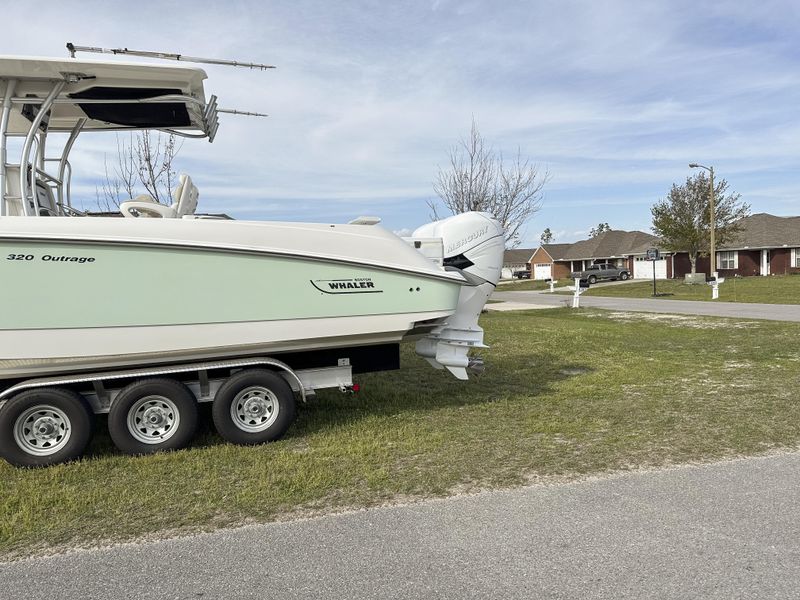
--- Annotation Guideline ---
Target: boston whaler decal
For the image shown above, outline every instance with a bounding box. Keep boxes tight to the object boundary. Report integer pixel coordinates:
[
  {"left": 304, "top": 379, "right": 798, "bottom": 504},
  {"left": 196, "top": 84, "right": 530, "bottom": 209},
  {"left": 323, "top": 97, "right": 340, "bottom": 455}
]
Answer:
[{"left": 311, "top": 277, "right": 384, "bottom": 294}]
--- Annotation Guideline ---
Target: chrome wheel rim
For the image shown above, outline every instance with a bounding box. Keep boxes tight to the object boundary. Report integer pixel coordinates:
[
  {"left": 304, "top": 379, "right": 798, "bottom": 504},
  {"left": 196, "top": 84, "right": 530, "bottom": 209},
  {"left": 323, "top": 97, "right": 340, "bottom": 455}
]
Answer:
[
  {"left": 13, "top": 405, "right": 72, "bottom": 456},
  {"left": 127, "top": 395, "right": 180, "bottom": 444},
  {"left": 230, "top": 386, "right": 279, "bottom": 432}
]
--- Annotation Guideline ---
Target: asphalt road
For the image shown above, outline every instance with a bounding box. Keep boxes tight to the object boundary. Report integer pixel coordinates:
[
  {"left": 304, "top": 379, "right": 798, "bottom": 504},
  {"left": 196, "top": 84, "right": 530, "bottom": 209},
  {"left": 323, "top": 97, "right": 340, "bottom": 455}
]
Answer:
[
  {"left": 491, "top": 289, "right": 800, "bottom": 321},
  {"left": 3, "top": 452, "right": 800, "bottom": 599}
]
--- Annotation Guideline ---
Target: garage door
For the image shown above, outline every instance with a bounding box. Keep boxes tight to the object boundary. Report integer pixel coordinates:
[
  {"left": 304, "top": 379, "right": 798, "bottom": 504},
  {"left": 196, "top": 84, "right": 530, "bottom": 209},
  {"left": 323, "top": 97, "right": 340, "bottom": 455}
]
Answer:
[
  {"left": 533, "top": 263, "right": 552, "bottom": 280},
  {"left": 633, "top": 257, "right": 667, "bottom": 279}
]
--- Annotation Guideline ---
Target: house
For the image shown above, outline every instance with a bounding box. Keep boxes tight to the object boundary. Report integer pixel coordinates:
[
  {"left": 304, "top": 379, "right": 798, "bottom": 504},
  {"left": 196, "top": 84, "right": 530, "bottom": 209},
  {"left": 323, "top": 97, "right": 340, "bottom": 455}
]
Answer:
[
  {"left": 672, "top": 213, "right": 800, "bottom": 278},
  {"left": 530, "top": 230, "right": 671, "bottom": 280},
  {"left": 501, "top": 248, "right": 536, "bottom": 279},
  {"left": 528, "top": 243, "right": 571, "bottom": 280}
]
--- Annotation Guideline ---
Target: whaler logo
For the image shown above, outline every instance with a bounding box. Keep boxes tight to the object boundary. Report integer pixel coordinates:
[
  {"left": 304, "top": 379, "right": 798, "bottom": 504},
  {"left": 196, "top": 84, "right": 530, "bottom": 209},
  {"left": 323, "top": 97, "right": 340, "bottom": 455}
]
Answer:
[
  {"left": 445, "top": 225, "right": 489, "bottom": 254},
  {"left": 311, "top": 277, "right": 383, "bottom": 294}
]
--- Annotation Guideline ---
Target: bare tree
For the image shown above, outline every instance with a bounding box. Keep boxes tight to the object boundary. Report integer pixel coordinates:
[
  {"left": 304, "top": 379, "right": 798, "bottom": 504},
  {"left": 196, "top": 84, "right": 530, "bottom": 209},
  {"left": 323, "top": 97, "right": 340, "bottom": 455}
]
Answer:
[
  {"left": 96, "top": 131, "right": 183, "bottom": 210},
  {"left": 429, "top": 120, "right": 548, "bottom": 248}
]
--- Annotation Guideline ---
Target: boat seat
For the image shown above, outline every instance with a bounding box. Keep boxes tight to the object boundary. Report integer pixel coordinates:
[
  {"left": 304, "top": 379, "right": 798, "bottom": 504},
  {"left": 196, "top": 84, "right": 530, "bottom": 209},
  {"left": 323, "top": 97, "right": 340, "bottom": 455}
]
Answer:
[
  {"left": 2, "top": 166, "right": 58, "bottom": 216},
  {"left": 120, "top": 174, "right": 199, "bottom": 218}
]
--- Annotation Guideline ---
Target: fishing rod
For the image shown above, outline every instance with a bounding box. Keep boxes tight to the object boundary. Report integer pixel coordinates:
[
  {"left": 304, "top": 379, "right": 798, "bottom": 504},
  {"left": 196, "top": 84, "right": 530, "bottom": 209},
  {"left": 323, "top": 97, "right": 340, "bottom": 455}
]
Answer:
[{"left": 66, "top": 43, "right": 276, "bottom": 70}]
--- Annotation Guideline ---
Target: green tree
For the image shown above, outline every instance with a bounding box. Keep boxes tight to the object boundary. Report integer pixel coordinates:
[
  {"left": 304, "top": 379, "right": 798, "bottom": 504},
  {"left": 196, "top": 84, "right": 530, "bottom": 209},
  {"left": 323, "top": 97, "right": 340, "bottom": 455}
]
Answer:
[
  {"left": 590, "top": 223, "right": 611, "bottom": 237},
  {"left": 651, "top": 172, "right": 749, "bottom": 274},
  {"left": 540, "top": 228, "right": 554, "bottom": 244}
]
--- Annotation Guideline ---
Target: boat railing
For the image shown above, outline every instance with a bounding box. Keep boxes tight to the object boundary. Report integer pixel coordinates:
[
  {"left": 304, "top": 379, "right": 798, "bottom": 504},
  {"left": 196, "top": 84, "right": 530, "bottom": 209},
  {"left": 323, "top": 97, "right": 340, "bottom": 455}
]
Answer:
[{"left": 0, "top": 80, "right": 217, "bottom": 218}]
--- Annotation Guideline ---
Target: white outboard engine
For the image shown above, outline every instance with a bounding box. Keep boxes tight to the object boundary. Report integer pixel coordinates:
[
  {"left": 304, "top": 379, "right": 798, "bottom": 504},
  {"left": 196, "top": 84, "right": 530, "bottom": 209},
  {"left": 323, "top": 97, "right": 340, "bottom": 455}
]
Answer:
[{"left": 412, "top": 212, "right": 505, "bottom": 380}]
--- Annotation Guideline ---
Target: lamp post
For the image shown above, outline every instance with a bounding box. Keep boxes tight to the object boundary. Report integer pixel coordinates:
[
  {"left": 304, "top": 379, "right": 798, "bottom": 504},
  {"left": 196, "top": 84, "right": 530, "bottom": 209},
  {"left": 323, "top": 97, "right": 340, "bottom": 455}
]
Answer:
[{"left": 689, "top": 163, "right": 715, "bottom": 277}]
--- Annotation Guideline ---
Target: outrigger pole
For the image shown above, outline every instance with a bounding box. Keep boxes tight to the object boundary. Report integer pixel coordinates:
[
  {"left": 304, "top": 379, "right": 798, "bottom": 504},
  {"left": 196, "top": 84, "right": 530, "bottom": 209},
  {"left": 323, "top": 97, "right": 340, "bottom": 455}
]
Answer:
[{"left": 66, "top": 42, "right": 276, "bottom": 71}]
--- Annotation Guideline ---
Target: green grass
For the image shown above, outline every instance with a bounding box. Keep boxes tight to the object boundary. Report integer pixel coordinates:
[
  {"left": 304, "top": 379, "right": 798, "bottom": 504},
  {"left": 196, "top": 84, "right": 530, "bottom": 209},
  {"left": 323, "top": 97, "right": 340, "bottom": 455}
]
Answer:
[
  {"left": 580, "top": 275, "right": 800, "bottom": 304},
  {"left": 498, "top": 278, "right": 567, "bottom": 291},
  {"left": 3, "top": 308, "right": 800, "bottom": 559}
]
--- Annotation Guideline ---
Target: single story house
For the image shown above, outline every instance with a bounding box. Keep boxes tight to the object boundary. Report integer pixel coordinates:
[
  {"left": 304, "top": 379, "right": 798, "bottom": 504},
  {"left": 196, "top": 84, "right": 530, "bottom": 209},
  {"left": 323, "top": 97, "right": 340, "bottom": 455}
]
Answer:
[
  {"left": 528, "top": 243, "right": 572, "bottom": 280},
  {"left": 501, "top": 248, "right": 536, "bottom": 279},
  {"left": 530, "top": 230, "right": 672, "bottom": 280},
  {"left": 672, "top": 213, "right": 800, "bottom": 278}
]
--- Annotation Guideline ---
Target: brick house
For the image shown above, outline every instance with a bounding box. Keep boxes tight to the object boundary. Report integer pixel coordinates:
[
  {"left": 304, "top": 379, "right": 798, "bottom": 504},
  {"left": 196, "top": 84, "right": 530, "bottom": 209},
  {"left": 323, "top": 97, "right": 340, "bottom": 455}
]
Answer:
[
  {"left": 528, "top": 243, "right": 571, "bottom": 280},
  {"left": 672, "top": 213, "right": 800, "bottom": 278},
  {"left": 501, "top": 248, "right": 536, "bottom": 279},
  {"left": 530, "top": 230, "right": 672, "bottom": 280}
]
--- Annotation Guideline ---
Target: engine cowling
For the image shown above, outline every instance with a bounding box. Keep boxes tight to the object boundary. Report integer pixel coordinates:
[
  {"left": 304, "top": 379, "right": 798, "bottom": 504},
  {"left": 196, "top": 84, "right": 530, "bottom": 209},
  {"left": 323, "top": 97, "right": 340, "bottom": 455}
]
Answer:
[
  {"left": 412, "top": 211, "right": 505, "bottom": 285},
  {"left": 411, "top": 212, "right": 505, "bottom": 379}
]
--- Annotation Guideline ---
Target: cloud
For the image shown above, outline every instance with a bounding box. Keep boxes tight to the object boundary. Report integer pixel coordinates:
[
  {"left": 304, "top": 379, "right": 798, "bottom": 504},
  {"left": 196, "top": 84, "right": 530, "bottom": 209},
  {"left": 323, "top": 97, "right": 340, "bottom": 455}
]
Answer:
[{"left": 1, "top": 0, "right": 797, "bottom": 235}]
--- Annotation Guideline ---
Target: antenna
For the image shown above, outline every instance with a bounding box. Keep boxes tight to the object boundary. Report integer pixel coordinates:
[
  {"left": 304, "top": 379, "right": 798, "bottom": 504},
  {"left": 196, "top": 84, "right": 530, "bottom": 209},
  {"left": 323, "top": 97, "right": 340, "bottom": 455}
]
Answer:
[
  {"left": 218, "top": 109, "right": 269, "bottom": 118},
  {"left": 66, "top": 42, "right": 276, "bottom": 70}
]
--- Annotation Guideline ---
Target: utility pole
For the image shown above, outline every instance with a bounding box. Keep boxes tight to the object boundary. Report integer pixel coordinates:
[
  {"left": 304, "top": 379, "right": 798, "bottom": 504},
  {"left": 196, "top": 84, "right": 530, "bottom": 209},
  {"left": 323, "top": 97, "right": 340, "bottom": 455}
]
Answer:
[
  {"left": 689, "top": 163, "right": 716, "bottom": 277},
  {"left": 709, "top": 166, "right": 715, "bottom": 277}
]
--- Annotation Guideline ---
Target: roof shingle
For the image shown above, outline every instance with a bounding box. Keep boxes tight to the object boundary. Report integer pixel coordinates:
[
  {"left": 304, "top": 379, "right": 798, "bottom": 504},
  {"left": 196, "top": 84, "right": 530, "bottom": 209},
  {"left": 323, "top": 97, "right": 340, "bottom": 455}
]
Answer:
[{"left": 721, "top": 213, "right": 800, "bottom": 249}]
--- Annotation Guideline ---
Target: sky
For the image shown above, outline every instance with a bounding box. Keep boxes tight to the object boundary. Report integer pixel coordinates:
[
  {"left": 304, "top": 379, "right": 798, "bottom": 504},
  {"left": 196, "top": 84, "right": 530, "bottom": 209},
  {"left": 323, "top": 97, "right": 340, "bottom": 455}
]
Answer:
[{"left": 2, "top": 0, "right": 799, "bottom": 245}]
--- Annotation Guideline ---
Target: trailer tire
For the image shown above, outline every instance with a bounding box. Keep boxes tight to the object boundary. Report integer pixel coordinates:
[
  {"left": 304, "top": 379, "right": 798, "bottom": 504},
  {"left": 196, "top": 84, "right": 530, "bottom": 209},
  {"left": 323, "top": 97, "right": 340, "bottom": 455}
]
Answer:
[
  {"left": 108, "top": 379, "right": 198, "bottom": 455},
  {"left": 212, "top": 369, "right": 296, "bottom": 445},
  {"left": 0, "top": 387, "right": 94, "bottom": 467}
]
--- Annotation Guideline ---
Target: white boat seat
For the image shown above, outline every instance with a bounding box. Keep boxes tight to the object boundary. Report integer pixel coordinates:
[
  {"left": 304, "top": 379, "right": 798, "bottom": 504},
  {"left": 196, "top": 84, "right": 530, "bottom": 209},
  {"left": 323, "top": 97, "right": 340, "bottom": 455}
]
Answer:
[{"left": 120, "top": 174, "right": 199, "bottom": 218}]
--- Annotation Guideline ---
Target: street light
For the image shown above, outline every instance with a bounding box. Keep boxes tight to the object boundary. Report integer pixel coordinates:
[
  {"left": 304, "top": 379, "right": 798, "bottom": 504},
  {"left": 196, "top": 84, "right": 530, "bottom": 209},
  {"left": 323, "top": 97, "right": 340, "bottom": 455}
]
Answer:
[{"left": 689, "top": 163, "right": 716, "bottom": 277}]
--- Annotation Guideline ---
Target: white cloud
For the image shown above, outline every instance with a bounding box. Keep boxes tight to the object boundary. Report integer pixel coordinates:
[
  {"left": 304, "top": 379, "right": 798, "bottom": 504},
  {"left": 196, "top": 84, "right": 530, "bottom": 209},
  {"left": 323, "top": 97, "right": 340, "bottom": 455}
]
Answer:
[{"left": 1, "top": 0, "right": 797, "bottom": 234}]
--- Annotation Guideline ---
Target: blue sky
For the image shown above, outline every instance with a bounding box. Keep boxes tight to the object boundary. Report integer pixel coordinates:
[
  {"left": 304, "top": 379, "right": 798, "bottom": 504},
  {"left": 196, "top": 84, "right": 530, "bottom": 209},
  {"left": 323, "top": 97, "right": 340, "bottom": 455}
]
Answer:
[{"left": 2, "top": 0, "right": 799, "bottom": 245}]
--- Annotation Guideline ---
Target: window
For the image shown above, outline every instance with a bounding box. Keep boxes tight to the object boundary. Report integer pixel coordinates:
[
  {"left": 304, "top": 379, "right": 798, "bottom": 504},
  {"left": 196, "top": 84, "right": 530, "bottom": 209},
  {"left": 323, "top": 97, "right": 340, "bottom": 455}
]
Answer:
[
  {"left": 717, "top": 251, "right": 738, "bottom": 270},
  {"left": 792, "top": 249, "right": 800, "bottom": 268}
]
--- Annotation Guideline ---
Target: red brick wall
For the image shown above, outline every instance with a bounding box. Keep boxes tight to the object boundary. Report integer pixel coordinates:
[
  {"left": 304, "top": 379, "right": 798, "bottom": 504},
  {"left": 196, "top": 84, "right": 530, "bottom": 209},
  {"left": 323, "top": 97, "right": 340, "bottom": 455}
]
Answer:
[
  {"left": 529, "top": 247, "right": 550, "bottom": 265},
  {"left": 673, "top": 253, "right": 711, "bottom": 277},
  {"left": 717, "top": 250, "right": 760, "bottom": 278},
  {"left": 552, "top": 261, "right": 571, "bottom": 279},
  {"left": 770, "top": 248, "right": 800, "bottom": 275}
]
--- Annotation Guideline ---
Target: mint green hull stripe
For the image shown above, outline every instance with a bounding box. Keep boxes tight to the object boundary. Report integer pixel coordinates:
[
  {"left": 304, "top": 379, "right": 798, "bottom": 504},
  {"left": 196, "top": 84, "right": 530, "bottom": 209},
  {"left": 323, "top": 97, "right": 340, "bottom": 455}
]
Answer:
[{"left": 0, "top": 242, "right": 460, "bottom": 329}]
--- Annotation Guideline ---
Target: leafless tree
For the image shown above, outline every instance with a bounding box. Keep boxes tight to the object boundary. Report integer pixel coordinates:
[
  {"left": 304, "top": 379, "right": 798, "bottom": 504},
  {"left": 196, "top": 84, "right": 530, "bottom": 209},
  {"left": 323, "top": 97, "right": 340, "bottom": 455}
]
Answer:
[
  {"left": 429, "top": 119, "right": 548, "bottom": 247},
  {"left": 96, "top": 131, "right": 183, "bottom": 211}
]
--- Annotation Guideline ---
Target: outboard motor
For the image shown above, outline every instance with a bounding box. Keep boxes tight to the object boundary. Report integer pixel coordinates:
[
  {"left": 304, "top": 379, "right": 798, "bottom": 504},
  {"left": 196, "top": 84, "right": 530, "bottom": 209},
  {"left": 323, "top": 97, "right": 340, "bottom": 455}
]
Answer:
[{"left": 412, "top": 212, "right": 505, "bottom": 379}]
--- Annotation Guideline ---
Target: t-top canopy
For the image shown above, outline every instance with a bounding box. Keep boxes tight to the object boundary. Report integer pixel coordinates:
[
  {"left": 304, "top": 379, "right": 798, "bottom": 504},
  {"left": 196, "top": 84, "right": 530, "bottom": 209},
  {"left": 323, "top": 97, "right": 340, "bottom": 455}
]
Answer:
[{"left": 0, "top": 56, "right": 214, "bottom": 137}]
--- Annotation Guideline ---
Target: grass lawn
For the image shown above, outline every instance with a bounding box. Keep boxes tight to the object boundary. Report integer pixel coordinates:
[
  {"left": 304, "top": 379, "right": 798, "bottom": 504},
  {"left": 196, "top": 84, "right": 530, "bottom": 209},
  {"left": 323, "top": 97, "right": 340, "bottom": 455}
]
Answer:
[
  {"left": 498, "top": 278, "right": 567, "bottom": 291},
  {"left": 580, "top": 275, "right": 800, "bottom": 304},
  {"left": 3, "top": 308, "right": 800, "bottom": 559}
]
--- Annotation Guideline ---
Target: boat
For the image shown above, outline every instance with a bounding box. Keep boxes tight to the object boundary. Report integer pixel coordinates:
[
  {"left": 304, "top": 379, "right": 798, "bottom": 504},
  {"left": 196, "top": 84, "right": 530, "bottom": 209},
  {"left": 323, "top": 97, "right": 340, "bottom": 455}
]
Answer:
[{"left": 0, "top": 50, "right": 504, "bottom": 466}]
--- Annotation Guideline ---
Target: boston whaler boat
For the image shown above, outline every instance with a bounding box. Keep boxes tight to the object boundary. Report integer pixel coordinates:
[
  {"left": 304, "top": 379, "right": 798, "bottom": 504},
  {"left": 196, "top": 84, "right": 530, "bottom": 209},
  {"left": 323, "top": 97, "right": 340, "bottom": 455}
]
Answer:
[{"left": 0, "top": 47, "right": 504, "bottom": 466}]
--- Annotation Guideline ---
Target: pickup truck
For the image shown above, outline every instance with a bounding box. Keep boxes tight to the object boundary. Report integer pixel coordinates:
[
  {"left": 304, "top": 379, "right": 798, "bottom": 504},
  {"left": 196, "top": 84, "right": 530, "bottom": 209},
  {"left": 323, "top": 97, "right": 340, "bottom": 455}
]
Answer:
[
  {"left": 569, "top": 263, "right": 630, "bottom": 285},
  {"left": 512, "top": 270, "right": 531, "bottom": 279}
]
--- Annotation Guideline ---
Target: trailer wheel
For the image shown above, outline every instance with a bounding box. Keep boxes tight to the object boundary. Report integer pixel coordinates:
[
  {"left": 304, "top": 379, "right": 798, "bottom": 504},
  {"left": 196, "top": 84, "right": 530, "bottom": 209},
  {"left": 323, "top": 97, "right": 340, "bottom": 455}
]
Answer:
[
  {"left": 212, "top": 369, "right": 296, "bottom": 445},
  {"left": 0, "top": 388, "right": 94, "bottom": 467},
  {"left": 108, "top": 379, "right": 198, "bottom": 455}
]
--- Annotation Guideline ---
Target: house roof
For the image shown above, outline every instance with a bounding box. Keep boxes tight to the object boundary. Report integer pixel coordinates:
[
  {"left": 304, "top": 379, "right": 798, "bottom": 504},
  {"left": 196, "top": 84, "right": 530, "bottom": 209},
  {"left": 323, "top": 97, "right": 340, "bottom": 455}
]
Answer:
[
  {"left": 720, "top": 213, "right": 800, "bottom": 250},
  {"left": 538, "top": 243, "right": 572, "bottom": 261},
  {"left": 503, "top": 248, "right": 535, "bottom": 265},
  {"left": 553, "top": 230, "right": 661, "bottom": 261}
]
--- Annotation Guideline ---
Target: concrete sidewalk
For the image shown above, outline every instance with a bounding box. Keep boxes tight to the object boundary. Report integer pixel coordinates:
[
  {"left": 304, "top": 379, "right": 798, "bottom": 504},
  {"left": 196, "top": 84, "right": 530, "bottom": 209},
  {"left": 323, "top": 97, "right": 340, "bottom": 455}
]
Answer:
[
  {"left": 491, "top": 290, "right": 800, "bottom": 321},
  {"left": 3, "top": 452, "right": 800, "bottom": 599}
]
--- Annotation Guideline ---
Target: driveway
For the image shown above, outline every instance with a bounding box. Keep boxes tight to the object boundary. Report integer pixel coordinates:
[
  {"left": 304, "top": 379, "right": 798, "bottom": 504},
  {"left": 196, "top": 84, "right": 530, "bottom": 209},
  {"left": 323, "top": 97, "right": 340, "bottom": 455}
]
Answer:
[
  {"left": 491, "top": 290, "right": 800, "bottom": 322},
  {"left": 3, "top": 451, "right": 800, "bottom": 599}
]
